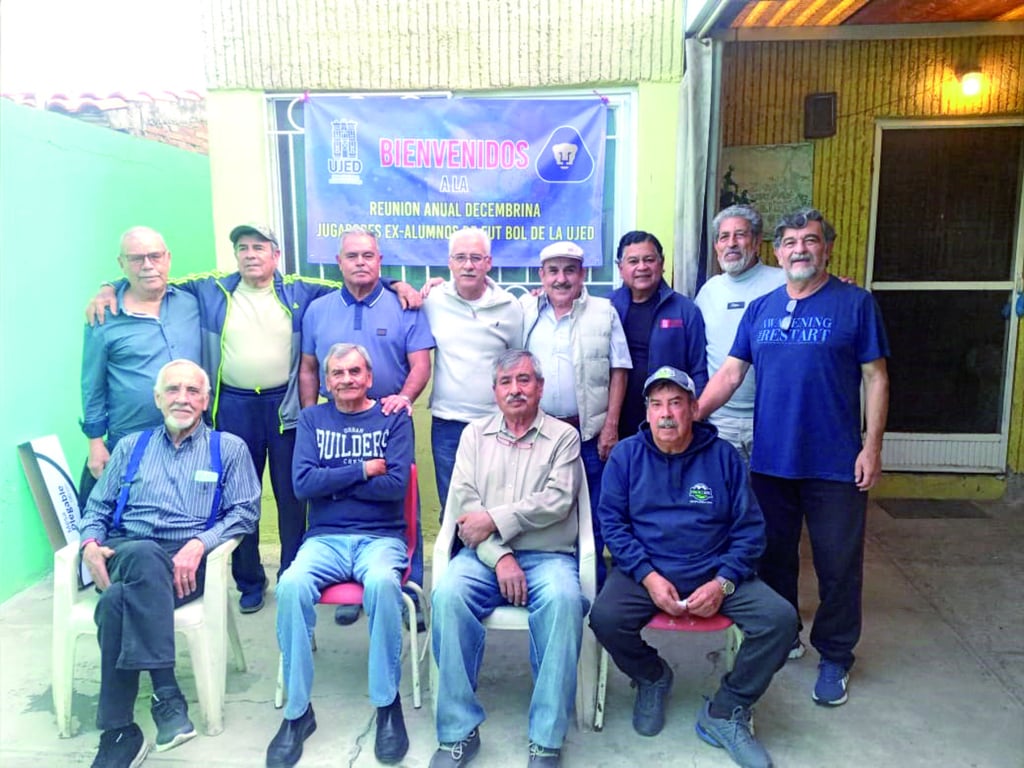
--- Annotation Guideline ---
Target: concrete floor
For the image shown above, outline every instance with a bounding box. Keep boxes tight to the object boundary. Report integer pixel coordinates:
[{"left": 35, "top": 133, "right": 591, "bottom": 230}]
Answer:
[{"left": 1, "top": 499, "right": 1022, "bottom": 768}]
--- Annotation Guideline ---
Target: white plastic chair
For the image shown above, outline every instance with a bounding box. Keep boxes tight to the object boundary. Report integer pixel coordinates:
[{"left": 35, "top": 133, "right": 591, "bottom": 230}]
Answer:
[
  {"left": 52, "top": 536, "right": 245, "bottom": 737},
  {"left": 429, "top": 460, "right": 598, "bottom": 731},
  {"left": 274, "top": 464, "right": 426, "bottom": 710}
]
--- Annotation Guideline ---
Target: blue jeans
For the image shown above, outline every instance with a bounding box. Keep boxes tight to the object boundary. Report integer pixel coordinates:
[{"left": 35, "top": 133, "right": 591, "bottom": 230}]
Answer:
[
  {"left": 431, "top": 548, "right": 587, "bottom": 749},
  {"left": 431, "top": 417, "right": 469, "bottom": 523},
  {"left": 276, "top": 534, "right": 407, "bottom": 719}
]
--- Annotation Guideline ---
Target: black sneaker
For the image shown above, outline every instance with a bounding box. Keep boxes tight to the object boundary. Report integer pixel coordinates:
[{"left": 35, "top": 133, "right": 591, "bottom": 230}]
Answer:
[
  {"left": 151, "top": 688, "right": 197, "bottom": 752},
  {"left": 334, "top": 604, "right": 362, "bottom": 625},
  {"left": 90, "top": 723, "right": 149, "bottom": 768},
  {"left": 631, "top": 657, "right": 674, "bottom": 736},
  {"left": 429, "top": 729, "right": 481, "bottom": 767}
]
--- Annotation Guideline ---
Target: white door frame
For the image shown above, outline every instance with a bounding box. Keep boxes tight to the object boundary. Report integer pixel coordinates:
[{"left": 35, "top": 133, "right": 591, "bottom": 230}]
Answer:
[{"left": 866, "top": 116, "right": 1024, "bottom": 473}]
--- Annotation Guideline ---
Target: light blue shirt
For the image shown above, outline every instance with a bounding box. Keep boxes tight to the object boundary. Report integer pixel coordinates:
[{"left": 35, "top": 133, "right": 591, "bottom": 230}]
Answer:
[{"left": 80, "top": 284, "right": 202, "bottom": 443}]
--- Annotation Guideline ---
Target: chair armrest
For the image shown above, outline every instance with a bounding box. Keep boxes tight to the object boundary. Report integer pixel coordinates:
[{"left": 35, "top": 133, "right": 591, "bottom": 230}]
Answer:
[
  {"left": 431, "top": 502, "right": 459, "bottom": 586},
  {"left": 206, "top": 535, "right": 241, "bottom": 567},
  {"left": 53, "top": 543, "right": 81, "bottom": 618}
]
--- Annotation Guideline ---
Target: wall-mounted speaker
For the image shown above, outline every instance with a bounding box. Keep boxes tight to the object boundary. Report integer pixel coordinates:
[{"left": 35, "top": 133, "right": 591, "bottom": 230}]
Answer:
[{"left": 804, "top": 92, "right": 837, "bottom": 139}]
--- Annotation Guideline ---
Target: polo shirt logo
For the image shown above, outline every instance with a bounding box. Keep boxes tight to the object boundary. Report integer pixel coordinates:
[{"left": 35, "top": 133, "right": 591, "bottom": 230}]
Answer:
[
  {"left": 688, "top": 483, "right": 714, "bottom": 504},
  {"left": 660, "top": 318, "right": 684, "bottom": 329}
]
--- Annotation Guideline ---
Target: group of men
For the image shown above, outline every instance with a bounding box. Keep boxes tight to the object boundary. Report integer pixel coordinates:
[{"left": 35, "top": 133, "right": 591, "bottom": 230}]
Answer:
[{"left": 77, "top": 203, "right": 888, "bottom": 768}]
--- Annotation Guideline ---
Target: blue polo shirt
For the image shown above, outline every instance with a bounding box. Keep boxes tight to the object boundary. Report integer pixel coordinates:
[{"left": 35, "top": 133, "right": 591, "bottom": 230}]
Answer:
[
  {"left": 301, "top": 281, "right": 435, "bottom": 399},
  {"left": 80, "top": 284, "right": 202, "bottom": 444}
]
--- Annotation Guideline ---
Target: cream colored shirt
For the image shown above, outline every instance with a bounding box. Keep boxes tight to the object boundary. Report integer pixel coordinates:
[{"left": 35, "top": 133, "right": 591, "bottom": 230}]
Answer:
[{"left": 221, "top": 281, "right": 291, "bottom": 389}]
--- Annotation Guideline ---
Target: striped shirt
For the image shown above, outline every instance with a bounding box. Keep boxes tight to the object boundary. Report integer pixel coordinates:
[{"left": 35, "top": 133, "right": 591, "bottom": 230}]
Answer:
[{"left": 80, "top": 422, "right": 260, "bottom": 553}]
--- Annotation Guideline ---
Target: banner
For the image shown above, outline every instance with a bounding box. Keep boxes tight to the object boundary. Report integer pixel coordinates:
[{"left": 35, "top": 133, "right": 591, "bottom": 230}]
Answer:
[{"left": 304, "top": 97, "right": 607, "bottom": 267}]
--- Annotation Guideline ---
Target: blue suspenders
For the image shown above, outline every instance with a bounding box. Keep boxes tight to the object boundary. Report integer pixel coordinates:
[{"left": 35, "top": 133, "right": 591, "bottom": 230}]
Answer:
[{"left": 112, "top": 429, "right": 224, "bottom": 531}]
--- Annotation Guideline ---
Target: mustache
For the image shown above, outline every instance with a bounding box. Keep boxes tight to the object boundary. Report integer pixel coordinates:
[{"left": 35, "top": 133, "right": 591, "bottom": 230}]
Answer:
[
  {"left": 656, "top": 418, "right": 678, "bottom": 429},
  {"left": 551, "top": 282, "right": 573, "bottom": 290},
  {"left": 505, "top": 393, "right": 528, "bottom": 404}
]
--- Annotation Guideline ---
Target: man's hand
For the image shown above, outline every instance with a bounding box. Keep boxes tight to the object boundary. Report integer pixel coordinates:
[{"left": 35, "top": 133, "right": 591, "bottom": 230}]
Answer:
[
  {"left": 419, "top": 277, "right": 444, "bottom": 298},
  {"left": 854, "top": 445, "right": 883, "bottom": 490},
  {"left": 171, "top": 538, "right": 206, "bottom": 599},
  {"left": 87, "top": 439, "right": 111, "bottom": 480},
  {"left": 597, "top": 420, "right": 619, "bottom": 461},
  {"left": 86, "top": 285, "right": 119, "bottom": 326},
  {"left": 392, "top": 281, "right": 424, "bottom": 310},
  {"left": 82, "top": 541, "right": 115, "bottom": 591},
  {"left": 495, "top": 553, "right": 528, "bottom": 606},
  {"left": 683, "top": 579, "right": 725, "bottom": 618},
  {"left": 641, "top": 571, "right": 684, "bottom": 616},
  {"left": 380, "top": 394, "right": 413, "bottom": 416},
  {"left": 456, "top": 511, "right": 496, "bottom": 548},
  {"left": 364, "top": 458, "right": 387, "bottom": 477}
]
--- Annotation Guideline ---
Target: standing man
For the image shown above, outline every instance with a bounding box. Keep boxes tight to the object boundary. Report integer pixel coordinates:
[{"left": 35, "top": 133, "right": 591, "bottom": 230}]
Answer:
[
  {"left": 429, "top": 350, "right": 585, "bottom": 768},
  {"left": 269, "top": 344, "right": 413, "bottom": 767},
  {"left": 79, "top": 226, "right": 201, "bottom": 506},
  {"left": 695, "top": 206, "right": 785, "bottom": 463},
  {"left": 610, "top": 231, "right": 708, "bottom": 438},
  {"left": 698, "top": 207, "right": 890, "bottom": 707},
  {"left": 300, "top": 228, "right": 434, "bottom": 625},
  {"left": 522, "top": 241, "right": 630, "bottom": 586},
  {"left": 79, "top": 359, "right": 260, "bottom": 767},
  {"left": 591, "top": 366, "right": 794, "bottom": 768},
  {"left": 423, "top": 226, "right": 523, "bottom": 514}
]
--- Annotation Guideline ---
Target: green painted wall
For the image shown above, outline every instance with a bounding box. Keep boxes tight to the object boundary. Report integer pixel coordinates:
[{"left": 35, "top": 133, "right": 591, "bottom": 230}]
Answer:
[{"left": 0, "top": 102, "right": 216, "bottom": 604}]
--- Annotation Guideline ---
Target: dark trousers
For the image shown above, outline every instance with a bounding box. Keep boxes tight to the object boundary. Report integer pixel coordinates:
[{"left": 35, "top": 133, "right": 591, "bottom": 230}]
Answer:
[
  {"left": 94, "top": 536, "right": 206, "bottom": 730},
  {"left": 217, "top": 385, "right": 305, "bottom": 591},
  {"left": 590, "top": 567, "right": 795, "bottom": 712},
  {"left": 750, "top": 473, "right": 868, "bottom": 670},
  {"left": 431, "top": 416, "right": 469, "bottom": 523}
]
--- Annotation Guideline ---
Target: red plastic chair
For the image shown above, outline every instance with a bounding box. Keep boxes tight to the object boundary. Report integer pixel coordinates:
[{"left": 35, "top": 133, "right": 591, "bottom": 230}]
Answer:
[
  {"left": 274, "top": 464, "right": 426, "bottom": 709},
  {"left": 593, "top": 610, "right": 742, "bottom": 730}
]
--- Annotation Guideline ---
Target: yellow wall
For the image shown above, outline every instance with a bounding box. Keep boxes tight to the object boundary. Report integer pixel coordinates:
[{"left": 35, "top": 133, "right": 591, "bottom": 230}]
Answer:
[
  {"left": 636, "top": 81, "right": 681, "bottom": 273},
  {"left": 720, "top": 35, "right": 1024, "bottom": 474}
]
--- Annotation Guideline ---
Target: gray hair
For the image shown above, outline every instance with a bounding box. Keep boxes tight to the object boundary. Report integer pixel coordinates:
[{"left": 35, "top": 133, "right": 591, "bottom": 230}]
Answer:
[
  {"left": 492, "top": 349, "right": 544, "bottom": 386},
  {"left": 712, "top": 205, "right": 762, "bottom": 240},
  {"left": 772, "top": 207, "right": 837, "bottom": 248},
  {"left": 448, "top": 226, "right": 492, "bottom": 257},
  {"left": 119, "top": 226, "right": 167, "bottom": 255},
  {"left": 324, "top": 342, "right": 373, "bottom": 375},
  {"left": 154, "top": 359, "right": 210, "bottom": 394},
  {"left": 338, "top": 227, "right": 379, "bottom": 253}
]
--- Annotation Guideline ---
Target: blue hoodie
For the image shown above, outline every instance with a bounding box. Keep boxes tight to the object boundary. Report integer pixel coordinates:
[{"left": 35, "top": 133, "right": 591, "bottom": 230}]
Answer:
[{"left": 597, "top": 419, "right": 764, "bottom": 591}]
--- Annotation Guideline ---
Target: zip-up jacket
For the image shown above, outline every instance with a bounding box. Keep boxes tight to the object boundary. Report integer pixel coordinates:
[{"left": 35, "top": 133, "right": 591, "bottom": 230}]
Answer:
[
  {"left": 597, "top": 419, "right": 765, "bottom": 592},
  {"left": 610, "top": 279, "right": 709, "bottom": 395}
]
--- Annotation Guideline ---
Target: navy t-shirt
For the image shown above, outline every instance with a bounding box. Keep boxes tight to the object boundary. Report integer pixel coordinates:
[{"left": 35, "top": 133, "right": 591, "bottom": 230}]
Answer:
[{"left": 730, "top": 276, "right": 889, "bottom": 481}]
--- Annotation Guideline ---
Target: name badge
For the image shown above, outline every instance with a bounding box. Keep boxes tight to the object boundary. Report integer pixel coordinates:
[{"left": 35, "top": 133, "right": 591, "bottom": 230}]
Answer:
[
  {"left": 660, "top": 318, "right": 684, "bottom": 329},
  {"left": 727, "top": 301, "right": 746, "bottom": 310},
  {"left": 194, "top": 470, "right": 218, "bottom": 483}
]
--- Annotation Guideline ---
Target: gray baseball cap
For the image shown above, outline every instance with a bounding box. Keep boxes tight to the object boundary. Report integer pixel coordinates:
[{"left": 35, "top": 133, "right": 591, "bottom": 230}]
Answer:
[
  {"left": 642, "top": 366, "right": 696, "bottom": 397},
  {"left": 229, "top": 223, "right": 279, "bottom": 246}
]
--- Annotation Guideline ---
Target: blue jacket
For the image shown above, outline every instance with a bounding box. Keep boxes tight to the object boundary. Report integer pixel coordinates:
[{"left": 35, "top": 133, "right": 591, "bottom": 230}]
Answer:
[
  {"left": 597, "top": 420, "right": 765, "bottom": 591},
  {"left": 610, "top": 279, "right": 708, "bottom": 395},
  {"left": 174, "top": 271, "right": 336, "bottom": 431}
]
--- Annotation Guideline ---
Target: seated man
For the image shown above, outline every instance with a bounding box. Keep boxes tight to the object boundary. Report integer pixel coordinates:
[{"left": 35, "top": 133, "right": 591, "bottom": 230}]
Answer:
[
  {"left": 430, "top": 349, "right": 585, "bottom": 768},
  {"left": 590, "top": 366, "right": 796, "bottom": 768},
  {"left": 79, "top": 359, "right": 260, "bottom": 768},
  {"left": 268, "top": 343, "right": 414, "bottom": 768}
]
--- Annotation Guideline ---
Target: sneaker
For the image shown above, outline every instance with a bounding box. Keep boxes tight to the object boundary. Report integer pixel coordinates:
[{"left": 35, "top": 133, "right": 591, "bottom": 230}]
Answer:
[
  {"left": 334, "top": 604, "right": 362, "bottom": 625},
  {"left": 631, "top": 657, "right": 673, "bottom": 736},
  {"left": 787, "top": 638, "right": 806, "bottom": 660},
  {"left": 429, "top": 729, "right": 481, "bottom": 768},
  {"left": 240, "top": 578, "right": 268, "bottom": 614},
  {"left": 150, "top": 689, "right": 197, "bottom": 752},
  {"left": 528, "top": 741, "right": 561, "bottom": 766},
  {"left": 813, "top": 660, "right": 849, "bottom": 706},
  {"left": 90, "top": 723, "right": 149, "bottom": 768},
  {"left": 695, "top": 700, "right": 773, "bottom": 768}
]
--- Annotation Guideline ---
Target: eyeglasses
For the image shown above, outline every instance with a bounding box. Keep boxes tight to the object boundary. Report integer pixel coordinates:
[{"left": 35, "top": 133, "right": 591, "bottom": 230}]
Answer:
[
  {"left": 780, "top": 298, "right": 798, "bottom": 332},
  {"left": 495, "top": 431, "right": 535, "bottom": 450},
  {"left": 123, "top": 251, "right": 167, "bottom": 266},
  {"left": 450, "top": 253, "right": 487, "bottom": 265}
]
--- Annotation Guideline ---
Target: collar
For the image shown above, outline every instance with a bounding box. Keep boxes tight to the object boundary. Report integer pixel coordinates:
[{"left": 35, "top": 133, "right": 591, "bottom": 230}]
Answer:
[{"left": 340, "top": 280, "right": 385, "bottom": 307}]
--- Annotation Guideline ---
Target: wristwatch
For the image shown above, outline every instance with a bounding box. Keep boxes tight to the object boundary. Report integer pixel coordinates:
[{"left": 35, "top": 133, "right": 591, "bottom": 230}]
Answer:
[{"left": 716, "top": 576, "right": 736, "bottom": 596}]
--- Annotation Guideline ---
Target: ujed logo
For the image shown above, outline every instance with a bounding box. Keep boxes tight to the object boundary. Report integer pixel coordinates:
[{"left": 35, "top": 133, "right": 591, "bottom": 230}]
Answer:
[
  {"left": 536, "top": 125, "right": 595, "bottom": 183},
  {"left": 329, "top": 119, "right": 363, "bottom": 185},
  {"left": 688, "top": 483, "right": 714, "bottom": 504}
]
